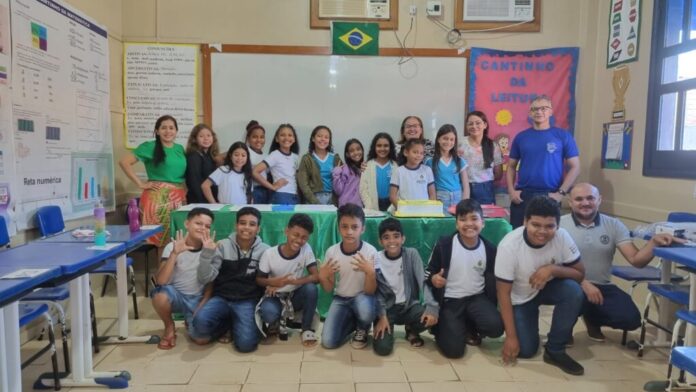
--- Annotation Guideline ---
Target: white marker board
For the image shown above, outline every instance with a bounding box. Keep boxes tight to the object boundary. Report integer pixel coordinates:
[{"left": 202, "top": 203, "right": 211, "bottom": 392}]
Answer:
[{"left": 211, "top": 52, "right": 467, "bottom": 158}]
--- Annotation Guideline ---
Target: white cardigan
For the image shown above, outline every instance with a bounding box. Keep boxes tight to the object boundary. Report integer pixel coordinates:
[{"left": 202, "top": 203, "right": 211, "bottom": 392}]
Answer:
[{"left": 359, "top": 159, "right": 398, "bottom": 210}]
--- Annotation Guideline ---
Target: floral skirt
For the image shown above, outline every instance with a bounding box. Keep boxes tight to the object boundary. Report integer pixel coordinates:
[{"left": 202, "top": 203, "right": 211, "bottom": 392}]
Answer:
[{"left": 140, "top": 182, "right": 186, "bottom": 247}]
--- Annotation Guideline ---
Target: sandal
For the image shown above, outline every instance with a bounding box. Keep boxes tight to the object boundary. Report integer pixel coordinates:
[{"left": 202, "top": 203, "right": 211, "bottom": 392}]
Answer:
[
  {"left": 301, "top": 330, "right": 318, "bottom": 347},
  {"left": 157, "top": 334, "right": 176, "bottom": 350},
  {"left": 405, "top": 331, "right": 424, "bottom": 348}
]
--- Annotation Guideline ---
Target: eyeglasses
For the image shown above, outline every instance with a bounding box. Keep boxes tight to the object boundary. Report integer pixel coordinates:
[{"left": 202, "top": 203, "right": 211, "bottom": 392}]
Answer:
[
  {"left": 530, "top": 106, "right": 552, "bottom": 112},
  {"left": 405, "top": 123, "right": 421, "bottom": 129}
]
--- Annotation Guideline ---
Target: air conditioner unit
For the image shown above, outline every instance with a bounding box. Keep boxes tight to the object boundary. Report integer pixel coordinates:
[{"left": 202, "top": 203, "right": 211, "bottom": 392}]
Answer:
[
  {"left": 463, "top": 0, "right": 534, "bottom": 22},
  {"left": 319, "top": 0, "right": 390, "bottom": 19}
]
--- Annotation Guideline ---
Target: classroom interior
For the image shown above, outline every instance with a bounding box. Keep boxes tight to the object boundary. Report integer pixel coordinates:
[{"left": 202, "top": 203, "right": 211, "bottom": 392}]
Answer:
[{"left": 10, "top": 0, "right": 696, "bottom": 391}]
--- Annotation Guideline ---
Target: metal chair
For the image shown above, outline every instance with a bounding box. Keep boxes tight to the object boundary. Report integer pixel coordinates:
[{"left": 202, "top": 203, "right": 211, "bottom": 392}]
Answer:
[{"left": 19, "top": 303, "right": 62, "bottom": 391}]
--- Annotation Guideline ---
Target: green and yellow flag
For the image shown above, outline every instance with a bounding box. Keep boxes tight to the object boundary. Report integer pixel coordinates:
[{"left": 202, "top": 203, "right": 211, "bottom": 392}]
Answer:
[{"left": 332, "top": 22, "right": 379, "bottom": 56}]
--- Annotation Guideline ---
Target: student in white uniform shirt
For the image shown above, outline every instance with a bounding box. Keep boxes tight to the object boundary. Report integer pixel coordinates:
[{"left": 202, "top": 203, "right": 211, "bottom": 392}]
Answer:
[
  {"left": 202, "top": 142, "right": 252, "bottom": 204},
  {"left": 256, "top": 213, "right": 319, "bottom": 347},
  {"left": 495, "top": 195, "right": 586, "bottom": 376},
  {"left": 426, "top": 199, "right": 503, "bottom": 358},
  {"left": 252, "top": 123, "right": 300, "bottom": 205},
  {"left": 319, "top": 204, "right": 379, "bottom": 350},
  {"left": 389, "top": 138, "right": 436, "bottom": 210},
  {"left": 373, "top": 218, "right": 439, "bottom": 356}
]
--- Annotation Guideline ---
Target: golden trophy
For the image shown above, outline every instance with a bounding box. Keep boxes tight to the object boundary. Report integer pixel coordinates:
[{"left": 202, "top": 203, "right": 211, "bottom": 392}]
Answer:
[{"left": 612, "top": 66, "right": 630, "bottom": 120}]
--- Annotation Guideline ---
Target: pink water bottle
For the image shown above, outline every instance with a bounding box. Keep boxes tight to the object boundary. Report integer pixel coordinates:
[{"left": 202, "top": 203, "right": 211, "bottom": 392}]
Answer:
[{"left": 127, "top": 198, "right": 141, "bottom": 232}]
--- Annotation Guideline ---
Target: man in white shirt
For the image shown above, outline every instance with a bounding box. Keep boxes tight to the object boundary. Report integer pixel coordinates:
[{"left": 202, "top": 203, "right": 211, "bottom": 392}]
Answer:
[{"left": 496, "top": 196, "right": 585, "bottom": 375}]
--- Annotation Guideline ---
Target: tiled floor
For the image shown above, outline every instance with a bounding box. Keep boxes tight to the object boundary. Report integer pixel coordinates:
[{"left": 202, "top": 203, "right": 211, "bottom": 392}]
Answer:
[{"left": 19, "top": 293, "right": 671, "bottom": 391}]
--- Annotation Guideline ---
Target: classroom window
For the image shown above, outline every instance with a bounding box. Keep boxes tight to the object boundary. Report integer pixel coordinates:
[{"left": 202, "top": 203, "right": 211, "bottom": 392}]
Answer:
[{"left": 644, "top": 0, "right": 696, "bottom": 178}]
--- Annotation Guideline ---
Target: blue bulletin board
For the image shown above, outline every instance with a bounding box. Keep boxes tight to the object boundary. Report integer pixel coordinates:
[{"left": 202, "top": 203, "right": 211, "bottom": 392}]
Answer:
[{"left": 601, "top": 120, "right": 633, "bottom": 170}]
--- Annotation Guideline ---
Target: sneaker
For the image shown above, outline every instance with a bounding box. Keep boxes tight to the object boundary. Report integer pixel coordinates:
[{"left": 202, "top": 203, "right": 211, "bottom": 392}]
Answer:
[
  {"left": 583, "top": 316, "right": 606, "bottom": 342},
  {"left": 351, "top": 329, "right": 368, "bottom": 349},
  {"left": 543, "top": 349, "right": 584, "bottom": 376}
]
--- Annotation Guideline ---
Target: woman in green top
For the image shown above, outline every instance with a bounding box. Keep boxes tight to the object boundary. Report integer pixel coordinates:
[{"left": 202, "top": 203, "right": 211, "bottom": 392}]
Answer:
[{"left": 119, "top": 115, "right": 187, "bottom": 250}]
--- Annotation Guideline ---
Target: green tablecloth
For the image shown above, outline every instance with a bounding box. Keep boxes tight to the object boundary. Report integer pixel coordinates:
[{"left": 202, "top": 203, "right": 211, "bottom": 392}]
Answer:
[{"left": 171, "top": 207, "right": 512, "bottom": 316}]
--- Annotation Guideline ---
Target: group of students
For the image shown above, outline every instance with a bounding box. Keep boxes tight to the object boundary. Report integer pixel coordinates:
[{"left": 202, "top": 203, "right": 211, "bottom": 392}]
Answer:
[
  {"left": 151, "top": 194, "right": 599, "bottom": 377},
  {"left": 119, "top": 112, "right": 503, "bottom": 249}
]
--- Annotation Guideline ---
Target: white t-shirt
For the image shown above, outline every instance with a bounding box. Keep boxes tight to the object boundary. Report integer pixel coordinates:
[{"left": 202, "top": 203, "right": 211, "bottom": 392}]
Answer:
[
  {"left": 377, "top": 250, "right": 406, "bottom": 304},
  {"left": 248, "top": 147, "right": 267, "bottom": 188},
  {"left": 264, "top": 150, "right": 299, "bottom": 194},
  {"left": 208, "top": 166, "right": 248, "bottom": 204},
  {"left": 495, "top": 227, "right": 581, "bottom": 305},
  {"left": 259, "top": 244, "right": 317, "bottom": 293},
  {"left": 444, "top": 235, "right": 487, "bottom": 298},
  {"left": 325, "top": 241, "right": 379, "bottom": 298},
  {"left": 161, "top": 242, "right": 205, "bottom": 296},
  {"left": 390, "top": 164, "right": 434, "bottom": 200}
]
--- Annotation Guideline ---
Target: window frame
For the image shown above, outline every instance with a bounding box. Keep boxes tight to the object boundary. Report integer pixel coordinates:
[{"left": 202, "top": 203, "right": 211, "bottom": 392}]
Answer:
[{"left": 644, "top": 0, "right": 696, "bottom": 179}]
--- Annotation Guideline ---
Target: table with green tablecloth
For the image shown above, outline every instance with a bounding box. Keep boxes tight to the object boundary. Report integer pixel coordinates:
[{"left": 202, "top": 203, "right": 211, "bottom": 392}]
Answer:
[{"left": 170, "top": 206, "right": 512, "bottom": 315}]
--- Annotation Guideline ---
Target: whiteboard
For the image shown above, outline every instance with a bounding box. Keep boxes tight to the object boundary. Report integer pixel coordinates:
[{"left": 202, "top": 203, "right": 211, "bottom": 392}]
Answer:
[{"left": 211, "top": 53, "right": 467, "bottom": 158}]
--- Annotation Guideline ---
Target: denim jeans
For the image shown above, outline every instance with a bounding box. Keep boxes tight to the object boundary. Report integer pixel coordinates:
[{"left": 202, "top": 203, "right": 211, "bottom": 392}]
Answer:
[
  {"left": 191, "top": 296, "right": 260, "bottom": 352},
  {"left": 470, "top": 181, "right": 496, "bottom": 205},
  {"left": 252, "top": 186, "right": 270, "bottom": 204},
  {"left": 150, "top": 285, "right": 202, "bottom": 337},
  {"left": 512, "top": 278, "right": 584, "bottom": 357},
  {"left": 314, "top": 191, "right": 333, "bottom": 205},
  {"left": 321, "top": 293, "right": 376, "bottom": 349},
  {"left": 509, "top": 189, "right": 556, "bottom": 228},
  {"left": 271, "top": 191, "right": 299, "bottom": 205},
  {"left": 258, "top": 284, "right": 318, "bottom": 331},
  {"left": 436, "top": 190, "right": 462, "bottom": 214},
  {"left": 582, "top": 284, "right": 641, "bottom": 331}
]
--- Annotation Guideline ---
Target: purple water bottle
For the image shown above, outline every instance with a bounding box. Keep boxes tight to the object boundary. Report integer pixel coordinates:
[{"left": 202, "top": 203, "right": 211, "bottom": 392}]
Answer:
[{"left": 127, "top": 198, "right": 141, "bottom": 232}]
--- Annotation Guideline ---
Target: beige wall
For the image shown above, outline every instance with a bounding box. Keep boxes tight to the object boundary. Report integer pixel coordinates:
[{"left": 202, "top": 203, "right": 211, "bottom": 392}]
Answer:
[{"left": 18, "top": 0, "right": 687, "bottom": 245}]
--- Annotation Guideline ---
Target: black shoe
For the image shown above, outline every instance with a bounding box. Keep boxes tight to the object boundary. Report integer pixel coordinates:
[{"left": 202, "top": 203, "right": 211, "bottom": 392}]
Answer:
[
  {"left": 582, "top": 316, "right": 606, "bottom": 342},
  {"left": 543, "top": 349, "right": 584, "bottom": 376}
]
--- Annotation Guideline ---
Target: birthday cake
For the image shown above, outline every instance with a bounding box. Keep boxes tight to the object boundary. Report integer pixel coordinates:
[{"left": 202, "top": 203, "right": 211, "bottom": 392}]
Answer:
[{"left": 394, "top": 200, "right": 445, "bottom": 218}]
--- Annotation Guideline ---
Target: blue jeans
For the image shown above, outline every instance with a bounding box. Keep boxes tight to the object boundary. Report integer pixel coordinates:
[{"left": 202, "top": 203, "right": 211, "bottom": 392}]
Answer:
[
  {"left": 321, "top": 293, "right": 376, "bottom": 349},
  {"left": 314, "top": 192, "right": 333, "bottom": 205},
  {"left": 252, "top": 186, "right": 270, "bottom": 204},
  {"left": 509, "top": 189, "right": 556, "bottom": 228},
  {"left": 470, "top": 181, "right": 496, "bottom": 205},
  {"left": 513, "top": 278, "right": 583, "bottom": 357},
  {"left": 436, "top": 190, "right": 462, "bottom": 214},
  {"left": 191, "top": 296, "right": 260, "bottom": 352},
  {"left": 150, "top": 285, "right": 202, "bottom": 337},
  {"left": 259, "top": 284, "right": 318, "bottom": 331},
  {"left": 271, "top": 191, "right": 299, "bottom": 205},
  {"left": 583, "top": 284, "right": 641, "bottom": 331}
]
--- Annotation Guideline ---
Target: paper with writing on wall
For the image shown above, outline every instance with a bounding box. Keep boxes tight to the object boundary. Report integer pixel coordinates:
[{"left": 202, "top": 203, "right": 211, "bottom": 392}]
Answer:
[{"left": 605, "top": 127, "right": 624, "bottom": 160}]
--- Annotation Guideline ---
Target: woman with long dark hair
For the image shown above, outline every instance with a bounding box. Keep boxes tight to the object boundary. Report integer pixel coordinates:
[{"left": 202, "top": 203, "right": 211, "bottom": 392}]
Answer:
[
  {"left": 119, "top": 115, "right": 187, "bottom": 250},
  {"left": 184, "top": 123, "right": 220, "bottom": 203},
  {"left": 460, "top": 111, "right": 503, "bottom": 205}
]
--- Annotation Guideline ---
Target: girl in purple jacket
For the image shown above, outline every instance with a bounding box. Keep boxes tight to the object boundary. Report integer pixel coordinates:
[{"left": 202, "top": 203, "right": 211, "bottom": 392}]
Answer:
[{"left": 333, "top": 138, "right": 364, "bottom": 207}]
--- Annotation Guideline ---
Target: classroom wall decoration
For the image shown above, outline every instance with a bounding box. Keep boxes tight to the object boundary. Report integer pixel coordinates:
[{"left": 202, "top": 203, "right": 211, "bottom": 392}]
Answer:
[
  {"left": 468, "top": 47, "right": 579, "bottom": 194},
  {"left": 124, "top": 43, "right": 198, "bottom": 148},
  {"left": 10, "top": 0, "right": 114, "bottom": 230},
  {"left": 331, "top": 22, "right": 379, "bottom": 56},
  {"left": 0, "top": 0, "right": 14, "bottom": 234},
  {"left": 607, "top": 0, "right": 641, "bottom": 68}
]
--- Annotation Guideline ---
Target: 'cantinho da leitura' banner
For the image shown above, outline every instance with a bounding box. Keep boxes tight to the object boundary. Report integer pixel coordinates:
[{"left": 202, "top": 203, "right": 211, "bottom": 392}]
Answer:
[{"left": 468, "top": 47, "right": 579, "bottom": 193}]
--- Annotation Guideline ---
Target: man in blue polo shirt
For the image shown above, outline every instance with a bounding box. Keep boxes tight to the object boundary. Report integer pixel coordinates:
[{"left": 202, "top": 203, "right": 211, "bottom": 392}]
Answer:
[{"left": 506, "top": 95, "right": 581, "bottom": 228}]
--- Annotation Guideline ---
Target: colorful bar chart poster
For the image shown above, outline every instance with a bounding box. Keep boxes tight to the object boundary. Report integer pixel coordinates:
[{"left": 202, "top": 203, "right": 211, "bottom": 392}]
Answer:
[{"left": 10, "top": 0, "right": 112, "bottom": 229}]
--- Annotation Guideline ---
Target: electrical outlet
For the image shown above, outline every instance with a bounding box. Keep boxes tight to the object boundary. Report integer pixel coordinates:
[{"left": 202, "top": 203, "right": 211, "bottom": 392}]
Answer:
[
  {"left": 409, "top": 5, "right": 417, "bottom": 15},
  {"left": 426, "top": 1, "right": 442, "bottom": 16}
]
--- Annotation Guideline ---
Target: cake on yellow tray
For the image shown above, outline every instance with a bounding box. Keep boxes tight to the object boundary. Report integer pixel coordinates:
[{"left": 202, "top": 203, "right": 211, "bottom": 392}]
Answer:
[{"left": 393, "top": 200, "right": 445, "bottom": 218}]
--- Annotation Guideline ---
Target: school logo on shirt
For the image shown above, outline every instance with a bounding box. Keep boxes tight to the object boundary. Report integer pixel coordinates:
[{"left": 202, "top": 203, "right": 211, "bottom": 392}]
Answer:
[
  {"left": 474, "top": 259, "right": 485, "bottom": 274},
  {"left": 547, "top": 142, "right": 558, "bottom": 154},
  {"left": 417, "top": 173, "right": 426, "bottom": 184},
  {"left": 600, "top": 235, "right": 610, "bottom": 245}
]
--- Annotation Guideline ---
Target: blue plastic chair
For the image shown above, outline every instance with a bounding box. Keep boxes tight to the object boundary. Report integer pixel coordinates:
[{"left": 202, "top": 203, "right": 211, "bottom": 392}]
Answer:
[
  {"left": 19, "top": 303, "right": 61, "bottom": 390},
  {"left": 636, "top": 212, "right": 696, "bottom": 357}
]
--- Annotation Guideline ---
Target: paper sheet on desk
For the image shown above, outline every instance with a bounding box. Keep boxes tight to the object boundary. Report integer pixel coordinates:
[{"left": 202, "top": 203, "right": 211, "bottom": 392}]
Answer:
[
  {"left": 87, "top": 243, "right": 121, "bottom": 251},
  {"left": 229, "top": 204, "right": 273, "bottom": 212},
  {"left": 1, "top": 269, "right": 51, "bottom": 279},
  {"left": 177, "top": 203, "right": 227, "bottom": 211},
  {"left": 605, "top": 123, "right": 624, "bottom": 160}
]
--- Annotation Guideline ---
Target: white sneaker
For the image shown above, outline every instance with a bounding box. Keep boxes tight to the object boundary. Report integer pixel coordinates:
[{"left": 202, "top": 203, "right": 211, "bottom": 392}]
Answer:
[{"left": 350, "top": 329, "right": 368, "bottom": 349}]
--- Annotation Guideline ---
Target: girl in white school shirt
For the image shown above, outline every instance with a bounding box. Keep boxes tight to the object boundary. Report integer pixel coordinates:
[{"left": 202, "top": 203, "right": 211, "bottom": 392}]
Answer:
[
  {"left": 202, "top": 142, "right": 252, "bottom": 204},
  {"left": 253, "top": 124, "right": 301, "bottom": 205},
  {"left": 245, "top": 120, "right": 270, "bottom": 204}
]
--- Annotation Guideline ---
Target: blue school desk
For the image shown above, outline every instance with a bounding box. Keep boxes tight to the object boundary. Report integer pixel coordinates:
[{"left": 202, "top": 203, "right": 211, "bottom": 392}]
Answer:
[
  {"left": 0, "top": 265, "right": 62, "bottom": 392},
  {"left": 39, "top": 225, "right": 162, "bottom": 345},
  {"left": 1, "top": 241, "right": 129, "bottom": 389}
]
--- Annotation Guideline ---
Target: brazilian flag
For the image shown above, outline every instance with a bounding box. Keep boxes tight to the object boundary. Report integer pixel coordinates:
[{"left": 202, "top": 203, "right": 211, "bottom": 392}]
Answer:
[{"left": 332, "top": 22, "right": 379, "bottom": 56}]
